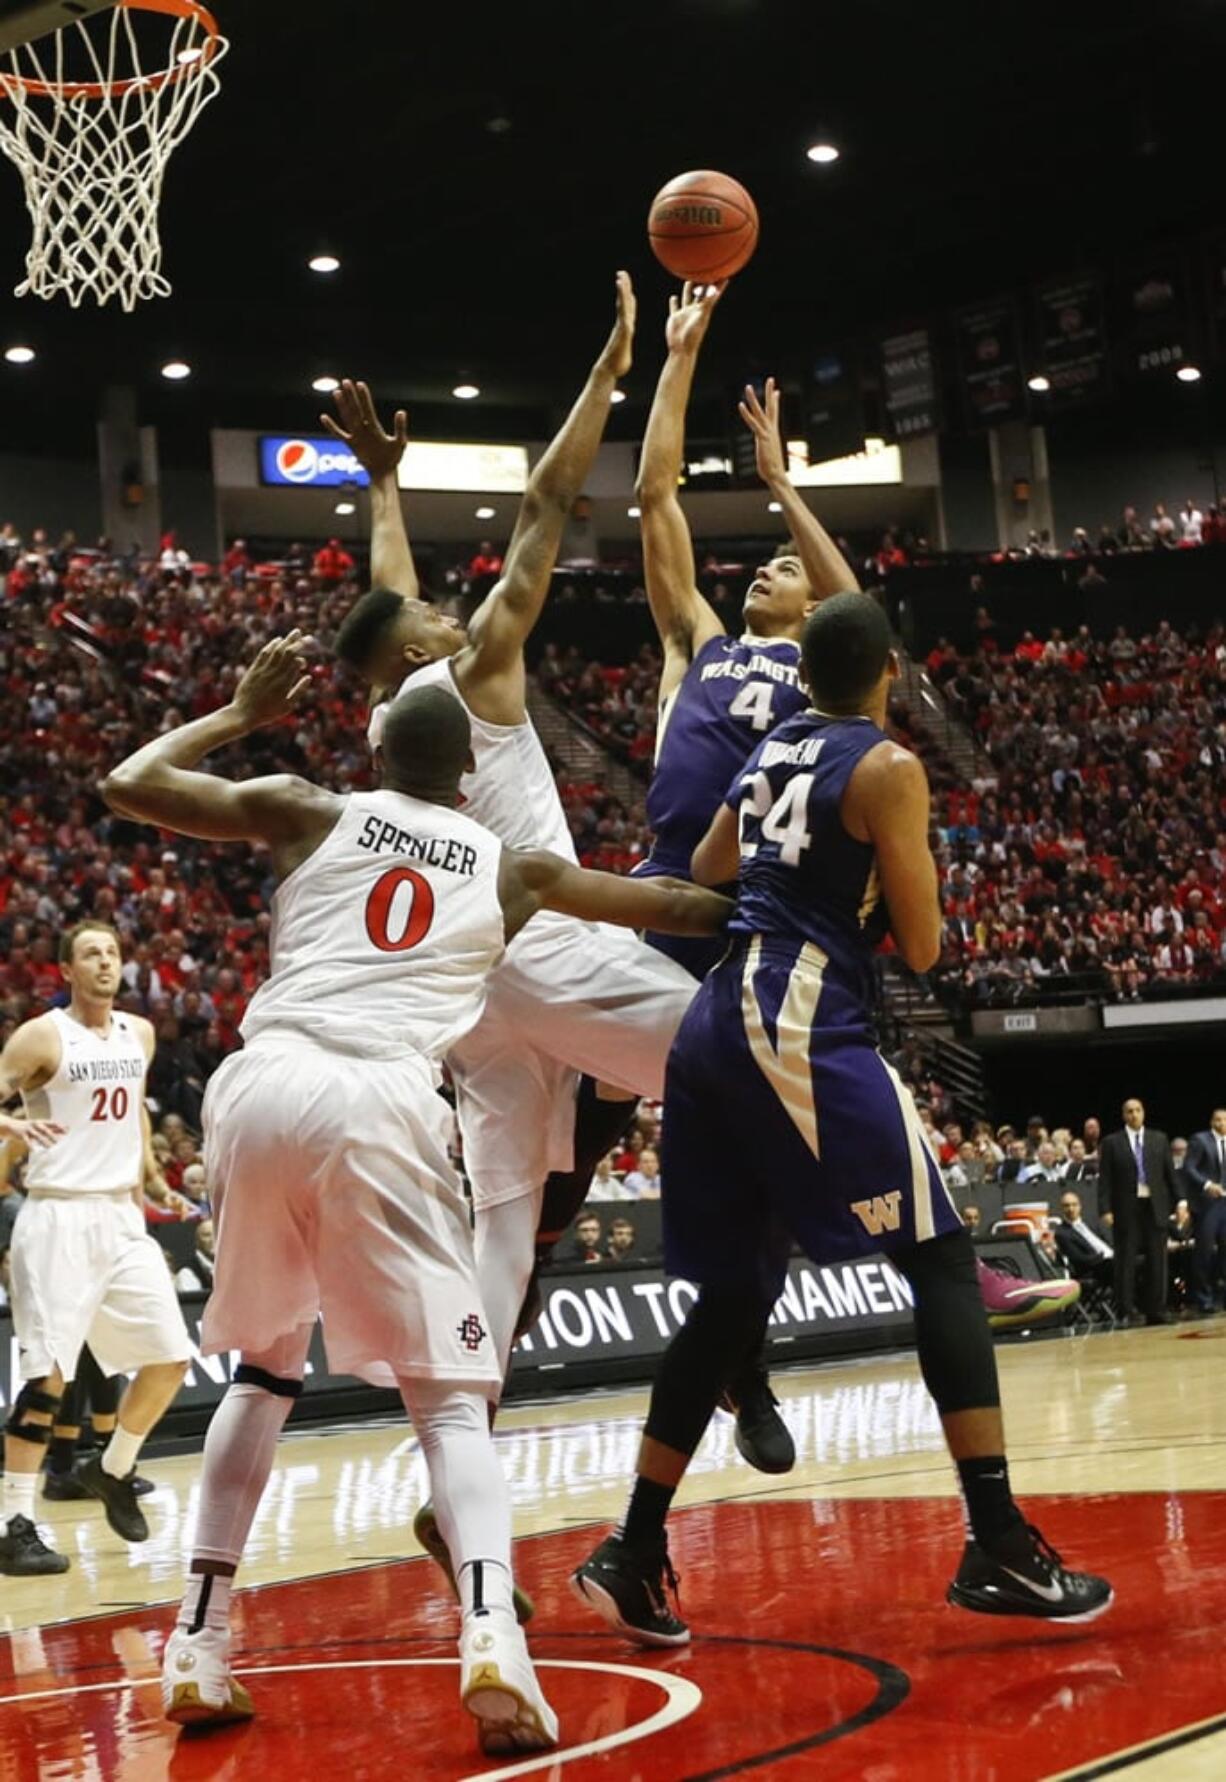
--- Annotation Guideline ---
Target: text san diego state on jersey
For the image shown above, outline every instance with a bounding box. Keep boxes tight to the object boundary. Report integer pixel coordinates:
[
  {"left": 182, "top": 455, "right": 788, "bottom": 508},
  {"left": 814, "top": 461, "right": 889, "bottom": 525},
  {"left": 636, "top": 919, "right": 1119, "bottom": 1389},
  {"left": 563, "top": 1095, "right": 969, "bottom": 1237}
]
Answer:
[
  {"left": 726, "top": 708, "right": 891, "bottom": 1032},
  {"left": 645, "top": 634, "right": 807, "bottom": 872}
]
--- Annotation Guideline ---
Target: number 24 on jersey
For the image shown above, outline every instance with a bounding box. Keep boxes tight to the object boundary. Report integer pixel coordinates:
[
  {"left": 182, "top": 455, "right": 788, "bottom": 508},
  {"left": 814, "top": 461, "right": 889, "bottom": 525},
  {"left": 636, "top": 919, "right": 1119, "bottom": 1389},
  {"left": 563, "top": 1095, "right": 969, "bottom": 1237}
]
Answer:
[{"left": 738, "top": 771, "right": 815, "bottom": 866}]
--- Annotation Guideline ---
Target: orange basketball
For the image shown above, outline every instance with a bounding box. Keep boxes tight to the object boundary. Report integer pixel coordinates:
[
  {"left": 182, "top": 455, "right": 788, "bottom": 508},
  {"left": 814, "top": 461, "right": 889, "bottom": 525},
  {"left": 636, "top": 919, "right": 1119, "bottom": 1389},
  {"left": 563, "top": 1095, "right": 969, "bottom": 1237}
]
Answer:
[{"left": 647, "top": 170, "right": 759, "bottom": 282}]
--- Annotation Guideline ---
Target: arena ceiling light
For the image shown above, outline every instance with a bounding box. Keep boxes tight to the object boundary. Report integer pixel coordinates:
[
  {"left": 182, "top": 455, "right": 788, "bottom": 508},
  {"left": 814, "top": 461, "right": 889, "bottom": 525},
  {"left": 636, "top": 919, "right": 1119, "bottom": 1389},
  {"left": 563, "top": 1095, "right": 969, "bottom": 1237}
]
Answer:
[
  {"left": 1176, "top": 364, "right": 1202, "bottom": 383},
  {"left": 475, "top": 506, "right": 496, "bottom": 520},
  {"left": 610, "top": 389, "right": 627, "bottom": 404},
  {"left": 309, "top": 253, "right": 340, "bottom": 273},
  {"left": 160, "top": 360, "right": 191, "bottom": 380},
  {"left": 312, "top": 375, "right": 340, "bottom": 393},
  {"left": 4, "top": 344, "right": 35, "bottom": 364},
  {"left": 627, "top": 505, "right": 641, "bottom": 518},
  {"left": 767, "top": 500, "right": 783, "bottom": 513},
  {"left": 452, "top": 383, "right": 480, "bottom": 400},
  {"left": 806, "top": 142, "right": 840, "bottom": 164},
  {"left": 334, "top": 500, "right": 356, "bottom": 516},
  {"left": 1027, "top": 373, "right": 1051, "bottom": 393}
]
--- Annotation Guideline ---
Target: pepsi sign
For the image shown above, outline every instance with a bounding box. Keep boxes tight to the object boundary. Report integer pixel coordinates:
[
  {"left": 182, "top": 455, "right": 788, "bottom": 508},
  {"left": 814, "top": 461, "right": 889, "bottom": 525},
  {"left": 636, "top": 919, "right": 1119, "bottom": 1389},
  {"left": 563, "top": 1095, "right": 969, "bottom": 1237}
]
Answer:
[{"left": 259, "top": 436, "right": 371, "bottom": 488}]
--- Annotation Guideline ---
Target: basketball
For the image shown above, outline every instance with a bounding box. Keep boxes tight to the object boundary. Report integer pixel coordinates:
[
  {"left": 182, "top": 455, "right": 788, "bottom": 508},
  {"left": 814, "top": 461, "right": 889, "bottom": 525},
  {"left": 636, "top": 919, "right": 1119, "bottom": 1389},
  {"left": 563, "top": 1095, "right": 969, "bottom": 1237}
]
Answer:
[{"left": 647, "top": 169, "right": 759, "bottom": 282}]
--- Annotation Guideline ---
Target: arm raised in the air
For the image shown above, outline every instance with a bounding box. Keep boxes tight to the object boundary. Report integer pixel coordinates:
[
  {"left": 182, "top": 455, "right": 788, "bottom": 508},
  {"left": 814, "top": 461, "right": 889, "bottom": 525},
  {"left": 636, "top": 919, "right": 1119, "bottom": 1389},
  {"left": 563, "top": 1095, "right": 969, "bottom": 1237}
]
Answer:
[
  {"left": 639, "top": 283, "right": 728, "bottom": 703},
  {"left": 739, "top": 378, "right": 860, "bottom": 601},
  {"left": 101, "top": 633, "right": 341, "bottom": 873},
  {"left": 498, "top": 848, "right": 732, "bottom": 944},
  {"left": 455, "top": 273, "right": 634, "bottom": 726},
  {"left": 322, "top": 381, "right": 418, "bottom": 602}
]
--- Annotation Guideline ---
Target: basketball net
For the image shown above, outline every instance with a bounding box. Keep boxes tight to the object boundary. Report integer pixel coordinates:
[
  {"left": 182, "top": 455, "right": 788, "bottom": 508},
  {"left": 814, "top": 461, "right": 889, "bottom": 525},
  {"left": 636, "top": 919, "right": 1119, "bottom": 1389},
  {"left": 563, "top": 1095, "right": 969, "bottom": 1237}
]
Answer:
[{"left": 0, "top": 0, "right": 228, "bottom": 310}]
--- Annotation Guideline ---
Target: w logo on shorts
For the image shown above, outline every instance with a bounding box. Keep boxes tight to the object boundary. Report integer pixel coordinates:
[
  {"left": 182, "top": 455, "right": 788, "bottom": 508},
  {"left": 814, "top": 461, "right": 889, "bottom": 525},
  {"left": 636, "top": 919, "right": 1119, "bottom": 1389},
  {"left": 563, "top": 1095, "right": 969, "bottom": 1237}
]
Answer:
[
  {"left": 456, "top": 1312, "right": 488, "bottom": 1353},
  {"left": 851, "top": 1192, "right": 903, "bottom": 1237}
]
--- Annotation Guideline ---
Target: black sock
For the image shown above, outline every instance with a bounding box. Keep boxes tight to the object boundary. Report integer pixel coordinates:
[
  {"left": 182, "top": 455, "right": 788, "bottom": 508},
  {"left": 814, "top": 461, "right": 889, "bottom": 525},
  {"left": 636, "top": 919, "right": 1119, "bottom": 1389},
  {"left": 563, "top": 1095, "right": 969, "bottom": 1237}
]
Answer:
[
  {"left": 620, "top": 1477, "right": 675, "bottom": 1550},
  {"left": 957, "top": 1456, "right": 1024, "bottom": 1547},
  {"left": 47, "top": 1435, "right": 77, "bottom": 1477}
]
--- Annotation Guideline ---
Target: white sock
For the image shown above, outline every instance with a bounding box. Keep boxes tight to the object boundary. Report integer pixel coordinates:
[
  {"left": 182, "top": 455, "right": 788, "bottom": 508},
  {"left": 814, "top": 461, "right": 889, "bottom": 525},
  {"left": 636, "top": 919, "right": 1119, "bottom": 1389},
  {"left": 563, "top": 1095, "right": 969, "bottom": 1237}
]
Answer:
[
  {"left": 178, "top": 1570, "right": 234, "bottom": 1636},
  {"left": 398, "top": 1381, "right": 516, "bottom": 1616},
  {"left": 3, "top": 1473, "right": 37, "bottom": 1524},
  {"left": 474, "top": 1193, "right": 541, "bottom": 1377},
  {"left": 101, "top": 1423, "right": 143, "bottom": 1479},
  {"left": 457, "top": 1557, "right": 515, "bottom": 1622}
]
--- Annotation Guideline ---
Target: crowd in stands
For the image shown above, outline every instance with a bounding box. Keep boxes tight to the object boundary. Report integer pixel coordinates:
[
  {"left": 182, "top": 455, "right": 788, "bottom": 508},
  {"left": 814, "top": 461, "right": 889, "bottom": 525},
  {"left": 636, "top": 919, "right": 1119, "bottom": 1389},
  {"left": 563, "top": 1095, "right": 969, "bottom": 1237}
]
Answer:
[
  {"left": 924, "top": 612, "right": 1226, "bottom": 1007},
  {"left": 1, "top": 512, "right": 1224, "bottom": 1292},
  {"left": 923, "top": 1107, "right": 1222, "bottom": 1314},
  {"left": 540, "top": 602, "right": 1226, "bottom": 1012}
]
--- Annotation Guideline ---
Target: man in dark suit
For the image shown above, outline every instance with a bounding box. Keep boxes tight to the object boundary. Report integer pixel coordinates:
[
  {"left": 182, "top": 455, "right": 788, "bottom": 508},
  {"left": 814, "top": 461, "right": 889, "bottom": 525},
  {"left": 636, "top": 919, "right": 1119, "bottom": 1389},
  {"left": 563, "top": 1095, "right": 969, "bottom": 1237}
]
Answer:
[
  {"left": 1054, "top": 1190, "right": 1114, "bottom": 1285},
  {"left": 1181, "top": 1109, "right": 1226, "bottom": 1314},
  {"left": 1097, "top": 1097, "right": 1178, "bottom": 1324}
]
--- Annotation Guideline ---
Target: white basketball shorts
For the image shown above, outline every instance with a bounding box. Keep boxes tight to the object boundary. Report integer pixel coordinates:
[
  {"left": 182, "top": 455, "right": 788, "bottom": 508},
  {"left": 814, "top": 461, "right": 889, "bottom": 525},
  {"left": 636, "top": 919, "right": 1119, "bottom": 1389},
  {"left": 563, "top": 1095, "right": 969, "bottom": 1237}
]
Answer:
[
  {"left": 202, "top": 1036, "right": 500, "bottom": 1390},
  {"left": 10, "top": 1191, "right": 193, "bottom": 1383},
  {"left": 447, "top": 912, "right": 698, "bottom": 1210}
]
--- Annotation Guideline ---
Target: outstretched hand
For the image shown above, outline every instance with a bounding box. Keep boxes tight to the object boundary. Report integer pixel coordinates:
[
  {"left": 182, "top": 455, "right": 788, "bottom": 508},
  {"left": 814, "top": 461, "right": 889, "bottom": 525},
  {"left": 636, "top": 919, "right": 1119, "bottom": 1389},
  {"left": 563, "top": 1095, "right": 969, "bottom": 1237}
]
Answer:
[
  {"left": 232, "top": 631, "right": 314, "bottom": 729},
  {"left": 665, "top": 280, "right": 726, "bottom": 356},
  {"left": 597, "top": 270, "right": 637, "bottom": 381},
  {"left": 739, "top": 376, "right": 788, "bottom": 488},
  {"left": 322, "top": 380, "right": 408, "bottom": 480}
]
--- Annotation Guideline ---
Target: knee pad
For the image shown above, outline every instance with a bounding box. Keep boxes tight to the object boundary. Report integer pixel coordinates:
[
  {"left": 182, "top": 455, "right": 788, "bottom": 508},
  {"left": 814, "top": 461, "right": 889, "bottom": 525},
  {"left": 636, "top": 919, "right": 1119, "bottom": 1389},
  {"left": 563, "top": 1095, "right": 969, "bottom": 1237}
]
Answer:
[
  {"left": 232, "top": 1365, "right": 304, "bottom": 1400},
  {"left": 6, "top": 1382, "right": 63, "bottom": 1444},
  {"left": 895, "top": 1230, "right": 1000, "bottom": 1414}
]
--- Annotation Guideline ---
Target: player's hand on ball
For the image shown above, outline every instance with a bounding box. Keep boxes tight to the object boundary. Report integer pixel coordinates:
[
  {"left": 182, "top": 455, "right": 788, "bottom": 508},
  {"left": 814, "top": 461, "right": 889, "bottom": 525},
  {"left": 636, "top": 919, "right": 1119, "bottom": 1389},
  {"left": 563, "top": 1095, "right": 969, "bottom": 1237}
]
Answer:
[
  {"left": 233, "top": 631, "right": 314, "bottom": 728},
  {"left": 598, "top": 270, "right": 637, "bottom": 381},
  {"left": 739, "top": 376, "right": 787, "bottom": 488},
  {"left": 665, "top": 280, "right": 726, "bottom": 356},
  {"left": 0, "top": 1113, "right": 65, "bottom": 1148},
  {"left": 322, "top": 379, "right": 407, "bottom": 479}
]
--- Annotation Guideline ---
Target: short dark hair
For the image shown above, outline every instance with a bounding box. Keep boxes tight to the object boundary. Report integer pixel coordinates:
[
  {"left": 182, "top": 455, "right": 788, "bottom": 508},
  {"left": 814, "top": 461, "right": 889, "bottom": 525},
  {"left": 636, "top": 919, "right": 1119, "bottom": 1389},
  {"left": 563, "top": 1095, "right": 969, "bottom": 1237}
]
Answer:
[
  {"left": 801, "top": 592, "right": 893, "bottom": 711},
  {"left": 59, "top": 920, "right": 120, "bottom": 966},
  {"left": 381, "top": 684, "right": 472, "bottom": 790},
  {"left": 335, "top": 586, "right": 407, "bottom": 672}
]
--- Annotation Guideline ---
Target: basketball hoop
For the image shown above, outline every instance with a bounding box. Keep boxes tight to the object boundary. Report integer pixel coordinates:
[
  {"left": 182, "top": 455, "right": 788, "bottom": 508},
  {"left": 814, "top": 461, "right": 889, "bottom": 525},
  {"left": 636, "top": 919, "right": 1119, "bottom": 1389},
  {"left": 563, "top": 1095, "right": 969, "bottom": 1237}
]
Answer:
[{"left": 0, "top": 0, "right": 229, "bottom": 310}]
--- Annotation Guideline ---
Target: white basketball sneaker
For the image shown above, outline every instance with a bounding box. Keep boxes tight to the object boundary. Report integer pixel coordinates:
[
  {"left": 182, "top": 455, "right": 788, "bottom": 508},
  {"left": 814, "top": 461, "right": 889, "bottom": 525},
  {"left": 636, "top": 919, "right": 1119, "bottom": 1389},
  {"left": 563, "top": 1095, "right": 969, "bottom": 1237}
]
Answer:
[
  {"left": 459, "top": 1614, "right": 558, "bottom": 1755},
  {"left": 162, "top": 1624, "right": 255, "bottom": 1727}
]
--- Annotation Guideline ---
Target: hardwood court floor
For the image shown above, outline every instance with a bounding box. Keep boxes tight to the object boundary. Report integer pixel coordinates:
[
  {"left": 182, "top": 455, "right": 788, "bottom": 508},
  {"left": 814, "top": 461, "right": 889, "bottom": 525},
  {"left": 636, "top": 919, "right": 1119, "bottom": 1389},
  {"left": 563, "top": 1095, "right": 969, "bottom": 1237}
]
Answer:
[{"left": 1, "top": 1320, "right": 1223, "bottom": 1779}]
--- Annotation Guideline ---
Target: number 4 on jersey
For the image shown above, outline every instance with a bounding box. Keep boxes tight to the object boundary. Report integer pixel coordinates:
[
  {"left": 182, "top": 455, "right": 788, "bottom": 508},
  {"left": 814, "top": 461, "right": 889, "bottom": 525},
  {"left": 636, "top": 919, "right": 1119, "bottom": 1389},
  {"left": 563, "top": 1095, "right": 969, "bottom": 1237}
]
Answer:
[
  {"left": 739, "top": 771, "right": 815, "bottom": 867},
  {"left": 728, "top": 680, "right": 776, "bottom": 733}
]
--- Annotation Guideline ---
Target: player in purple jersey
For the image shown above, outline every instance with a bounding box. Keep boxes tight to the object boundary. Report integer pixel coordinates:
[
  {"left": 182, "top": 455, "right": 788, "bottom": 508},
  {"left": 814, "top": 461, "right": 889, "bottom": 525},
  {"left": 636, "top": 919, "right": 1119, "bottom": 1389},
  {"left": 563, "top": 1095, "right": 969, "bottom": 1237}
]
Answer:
[
  {"left": 629, "top": 284, "right": 861, "bottom": 1467},
  {"left": 633, "top": 281, "right": 859, "bottom": 978},
  {"left": 574, "top": 596, "right": 1112, "bottom": 1643}
]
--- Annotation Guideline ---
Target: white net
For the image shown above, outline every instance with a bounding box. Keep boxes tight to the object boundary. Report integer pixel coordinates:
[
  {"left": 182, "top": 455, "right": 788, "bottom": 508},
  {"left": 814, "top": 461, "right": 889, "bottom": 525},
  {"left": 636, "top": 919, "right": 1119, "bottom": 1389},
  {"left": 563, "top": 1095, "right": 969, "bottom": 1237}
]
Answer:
[{"left": 0, "top": 0, "right": 228, "bottom": 310}]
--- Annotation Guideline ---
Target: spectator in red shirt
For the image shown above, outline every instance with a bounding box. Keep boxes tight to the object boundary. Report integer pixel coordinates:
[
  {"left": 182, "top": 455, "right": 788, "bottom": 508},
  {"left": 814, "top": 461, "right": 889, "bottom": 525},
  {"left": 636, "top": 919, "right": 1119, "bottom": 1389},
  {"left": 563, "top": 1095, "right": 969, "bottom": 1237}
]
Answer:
[
  {"left": 468, "top": 540, "right": 504, "bottom": 579},
  {"left": 312, "top": 538, "right": 355, "bottom": 583}
]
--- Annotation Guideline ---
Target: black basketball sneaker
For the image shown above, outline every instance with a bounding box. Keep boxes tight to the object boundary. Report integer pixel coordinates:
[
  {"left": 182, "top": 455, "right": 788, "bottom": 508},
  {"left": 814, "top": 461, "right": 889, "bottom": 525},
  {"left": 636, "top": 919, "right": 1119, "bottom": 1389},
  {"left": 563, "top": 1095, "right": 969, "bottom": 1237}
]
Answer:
[
  {"left": 720, "top": 1364, "right": 795, "bottom": 1475},
  {"left": 571, "top": 1533, "right": 690, "bottom": 1647},
  {"left": 0, "top": 1515, "right": 70, "bottom": 1576},
  {"left": 77, "top": 1453, "right": 148, "bottom": 1543},
  {"left": 948, "top": 1521, "right": 1113, "bottom": 1621}
]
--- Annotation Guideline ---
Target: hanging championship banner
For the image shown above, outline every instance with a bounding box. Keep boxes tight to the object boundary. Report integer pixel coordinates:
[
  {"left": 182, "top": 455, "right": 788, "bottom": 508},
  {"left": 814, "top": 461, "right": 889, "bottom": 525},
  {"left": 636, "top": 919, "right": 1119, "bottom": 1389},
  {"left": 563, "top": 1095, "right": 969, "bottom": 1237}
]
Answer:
[
  {"left": 880, "top": 327, "right": 940, "bottom": 440},
  {"left": 1120, "top": 253, "right": 1192, "bottom": 376},
  {"left": 955, "top": 298, "right": 1025, "bottom": 429},
  {"left": 1207, "top": 234, "right": 1226, "bottom": 363},
  {"left": 1035, "top": 276, "right": 1109, "bottom": 407}
]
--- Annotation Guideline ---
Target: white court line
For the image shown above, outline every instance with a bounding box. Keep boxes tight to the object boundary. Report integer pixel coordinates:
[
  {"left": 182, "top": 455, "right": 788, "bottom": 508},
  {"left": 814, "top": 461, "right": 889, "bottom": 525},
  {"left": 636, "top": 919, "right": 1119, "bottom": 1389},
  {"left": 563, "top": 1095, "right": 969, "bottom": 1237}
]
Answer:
[{"left": 0, "top": 1655, "right": 703, "bottom": 1782}]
